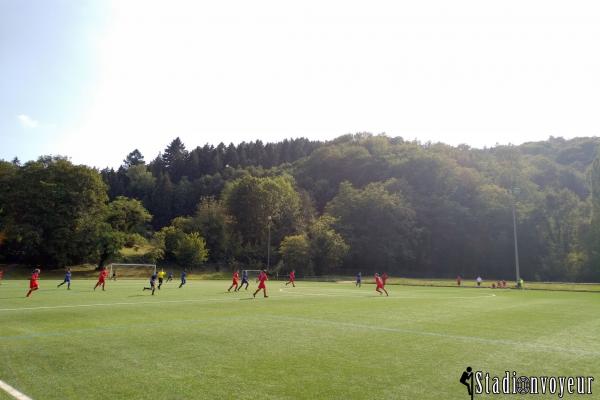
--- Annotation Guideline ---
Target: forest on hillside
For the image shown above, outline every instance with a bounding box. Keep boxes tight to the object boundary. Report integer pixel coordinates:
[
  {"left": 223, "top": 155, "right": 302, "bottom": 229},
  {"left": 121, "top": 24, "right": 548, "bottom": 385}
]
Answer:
[{"left": 2, "top": 134, "right": 600, "bottom": 282}]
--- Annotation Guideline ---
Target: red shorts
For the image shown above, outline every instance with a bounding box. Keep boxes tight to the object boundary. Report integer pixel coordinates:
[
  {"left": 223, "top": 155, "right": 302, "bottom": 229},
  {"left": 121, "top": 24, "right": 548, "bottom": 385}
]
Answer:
[
  {"left": 376, "top": 284, "right": 384, "bottom": 289},
  {"left": 30, "top": 281, "right": 38, "bottom": 289},
  {"left": 258, "top": 281, "right": 266, "bottom": 289},
  {"left": 232, "top": 279, "right": 238, "bottom": 285},
  {"left": 98, "top": 278, "right": 105, "bottom": 284}
]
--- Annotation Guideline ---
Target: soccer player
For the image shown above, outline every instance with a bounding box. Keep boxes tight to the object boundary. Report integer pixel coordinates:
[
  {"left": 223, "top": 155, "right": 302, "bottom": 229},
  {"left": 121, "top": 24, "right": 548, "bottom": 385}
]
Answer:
[
  {"left": 382, "top": 272, "right": 389, "bottom": 286},
  {"left": 57, "top": 268, "right": 72, "bottom": 290},
  {"left": 143, "top": 272, "right": 158, "bottom": 295},
  {"left": 167, "top": 271, "right": 173, "bottom": 282},
  {"left": 375, "top": 273, "right": 388, "bottom": 296},
  {"left": 356, "top": 272, "right": 362, "bottom": 287},
  {"left": 285, "top": 270, "right": 296, "bottom": 287},
  {"left": 26, "top": 268, "right": 41, "bottom": 297},
  {"left": 253, "top": 269, "right": 268, "bottom": 298},
  {"left": 457, "top": 275, "right": 462, "bottom": 286},
  {"left": 179, "top": 269, "right": 187, "bottom": 288},
  {"left": 94, "top": 267, "right": 108, "bottom": 291},
  {"left": 158, "top": 269, "right": 166, "bottom": 289},
  {"left": 476, "top": 276, "right": 482, "bottom": 287},
  {"left": 228, "top": 270, "right": 240, "bottom": 292},
  {"left": 237, "top": 269, "right": 249, "bottom": 291},
  {"left": 0, "top": 268, "right": 4, "bottom": 284},
  {"left": 111, "top": 270, "right": 117, "bottom": 281}
]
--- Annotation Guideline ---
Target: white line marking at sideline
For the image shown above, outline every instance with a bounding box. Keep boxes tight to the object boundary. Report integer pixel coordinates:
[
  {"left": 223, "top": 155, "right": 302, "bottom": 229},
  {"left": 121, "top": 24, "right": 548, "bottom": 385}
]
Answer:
[
  {"left": 0, "top": 379, "right": 33, "bottom": 400},
  {"left": 0, "top": 291, "right": 496, "bottom": 312},
  {"left": 0, "top": 297, "right": 236, "bottom": 312},
  {"left": 279, "top": 288, "right": 497, "bottom": 299}
]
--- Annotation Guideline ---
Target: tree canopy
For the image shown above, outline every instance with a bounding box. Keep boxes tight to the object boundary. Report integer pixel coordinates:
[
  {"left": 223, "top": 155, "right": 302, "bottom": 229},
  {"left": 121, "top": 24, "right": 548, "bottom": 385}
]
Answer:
[{"left": 2, "top": 134, "right": 600, "bottom": 281}]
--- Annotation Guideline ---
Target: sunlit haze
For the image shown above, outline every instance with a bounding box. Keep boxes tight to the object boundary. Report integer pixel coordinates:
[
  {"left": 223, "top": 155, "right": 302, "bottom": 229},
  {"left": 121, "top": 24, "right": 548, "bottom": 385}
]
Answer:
[{"left": 1, "top": 0, "right": 600, "bottom": 168}]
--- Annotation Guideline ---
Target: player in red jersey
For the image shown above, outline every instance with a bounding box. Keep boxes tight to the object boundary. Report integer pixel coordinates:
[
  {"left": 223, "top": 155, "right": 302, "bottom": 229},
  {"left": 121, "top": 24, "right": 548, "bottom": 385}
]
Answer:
[
  {"left": 285, "top": 270, "right": 296, "bottom": 287},
  {"left": 26, "top": 268, "right": 41, "bottom": 297},
  {"left": 457, "top": 275, "right": 462, "bottom": 286},
  {"left": 253, "top": 269, "right": 269, "bottom": 298},
  {"left": 93, "top": 267, "right": 108, "bottom": 291},
  {"left": 382, "top": 272, "right": 389, "bottom": 286},
  {"left": 0, "top": 269, "right": 4, "bottom": 284},
  {"left": 375, "top": 273, "right": 388, "bottom": 296},
  {"left": 228, "top": 270, "right": 240, "bottom": 292}
]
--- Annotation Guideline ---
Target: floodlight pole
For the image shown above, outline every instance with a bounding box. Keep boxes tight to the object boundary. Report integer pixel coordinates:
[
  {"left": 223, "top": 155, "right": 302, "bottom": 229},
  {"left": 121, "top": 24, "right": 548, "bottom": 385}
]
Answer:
[
  {"left": 511, "top": 188, "right": 521, "bottom": 284},
  {"left": 267, "top": 215, "right": 272, "bottom": 269}
]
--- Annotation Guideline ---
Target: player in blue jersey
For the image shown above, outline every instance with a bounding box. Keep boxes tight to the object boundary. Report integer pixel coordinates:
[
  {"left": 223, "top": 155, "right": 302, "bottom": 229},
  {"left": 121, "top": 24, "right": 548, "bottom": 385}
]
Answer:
[
  {"left": 166, "top": 271, "right": 174, "bottom": 282},
  {"left": 57, "top": 268, "right": 72, "bottom": 290},
  {"left": 179, "top": 269, "right": 187, "bottom": 288},
  {"left": 237, "top": 269, "right": 250, "bottom": 291},
  {"left": 356, "top": 272, "right": 362, "bottom": 287},
  {"left": 143, "top": 272, "right": 158, "bottom": 295}
]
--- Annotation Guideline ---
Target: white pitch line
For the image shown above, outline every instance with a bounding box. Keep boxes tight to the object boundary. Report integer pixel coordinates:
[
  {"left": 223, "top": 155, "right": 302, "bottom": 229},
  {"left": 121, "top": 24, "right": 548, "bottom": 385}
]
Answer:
[
  {"left": 0, "top": 297, "right": 238, "bottom": 312},
  {"left": 261, "top": 315, "right": 600, "bottom": 357},
  {"left": 0, "top": 291, "right": 496, "bottom": 312},
  {"left": 279, "top": 288, "right": 496, "bottom": 299},
  {"left": 0, "top": 380, "right": 33, "bottom": 400},
  {"left": 277, "top": 286, "right": 485, "bottom": 294}
]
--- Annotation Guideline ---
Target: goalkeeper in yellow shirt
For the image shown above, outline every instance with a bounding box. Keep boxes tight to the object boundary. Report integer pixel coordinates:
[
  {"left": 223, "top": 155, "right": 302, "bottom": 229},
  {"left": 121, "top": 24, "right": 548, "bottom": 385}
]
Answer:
[{"left": 158, "top": 269, "right": 166, "bottom": 290}]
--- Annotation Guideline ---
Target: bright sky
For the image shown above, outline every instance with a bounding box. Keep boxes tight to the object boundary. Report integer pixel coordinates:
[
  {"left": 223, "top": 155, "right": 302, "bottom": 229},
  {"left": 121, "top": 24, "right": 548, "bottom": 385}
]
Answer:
[{"left": 1, "top": 0, "right": 600, "bottom": 168}]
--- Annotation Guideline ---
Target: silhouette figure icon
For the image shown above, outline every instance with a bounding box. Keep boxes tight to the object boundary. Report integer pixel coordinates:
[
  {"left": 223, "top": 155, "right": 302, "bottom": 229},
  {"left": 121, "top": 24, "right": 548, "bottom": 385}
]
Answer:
[{"left": 460, "top": 367, "right": 473, "bottom": 398}]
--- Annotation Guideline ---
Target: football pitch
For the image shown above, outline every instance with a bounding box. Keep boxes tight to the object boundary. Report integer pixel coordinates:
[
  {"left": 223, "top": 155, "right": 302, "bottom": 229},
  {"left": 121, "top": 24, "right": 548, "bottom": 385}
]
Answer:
[{"left": 0, "top": 280, "right": 598, "bottom": 399}]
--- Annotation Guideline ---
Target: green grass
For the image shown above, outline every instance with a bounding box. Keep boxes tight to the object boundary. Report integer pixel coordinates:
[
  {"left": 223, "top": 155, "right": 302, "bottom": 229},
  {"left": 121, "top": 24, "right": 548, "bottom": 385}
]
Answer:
[
  {"left": 0, "top": 280, "right": 599, "bottom": 399},
  {"left": 119, "top": 244, "right": 155, "bottom": 257},
  {"left": 384, "top": 277, "right": 600, "bottom": 292}
]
